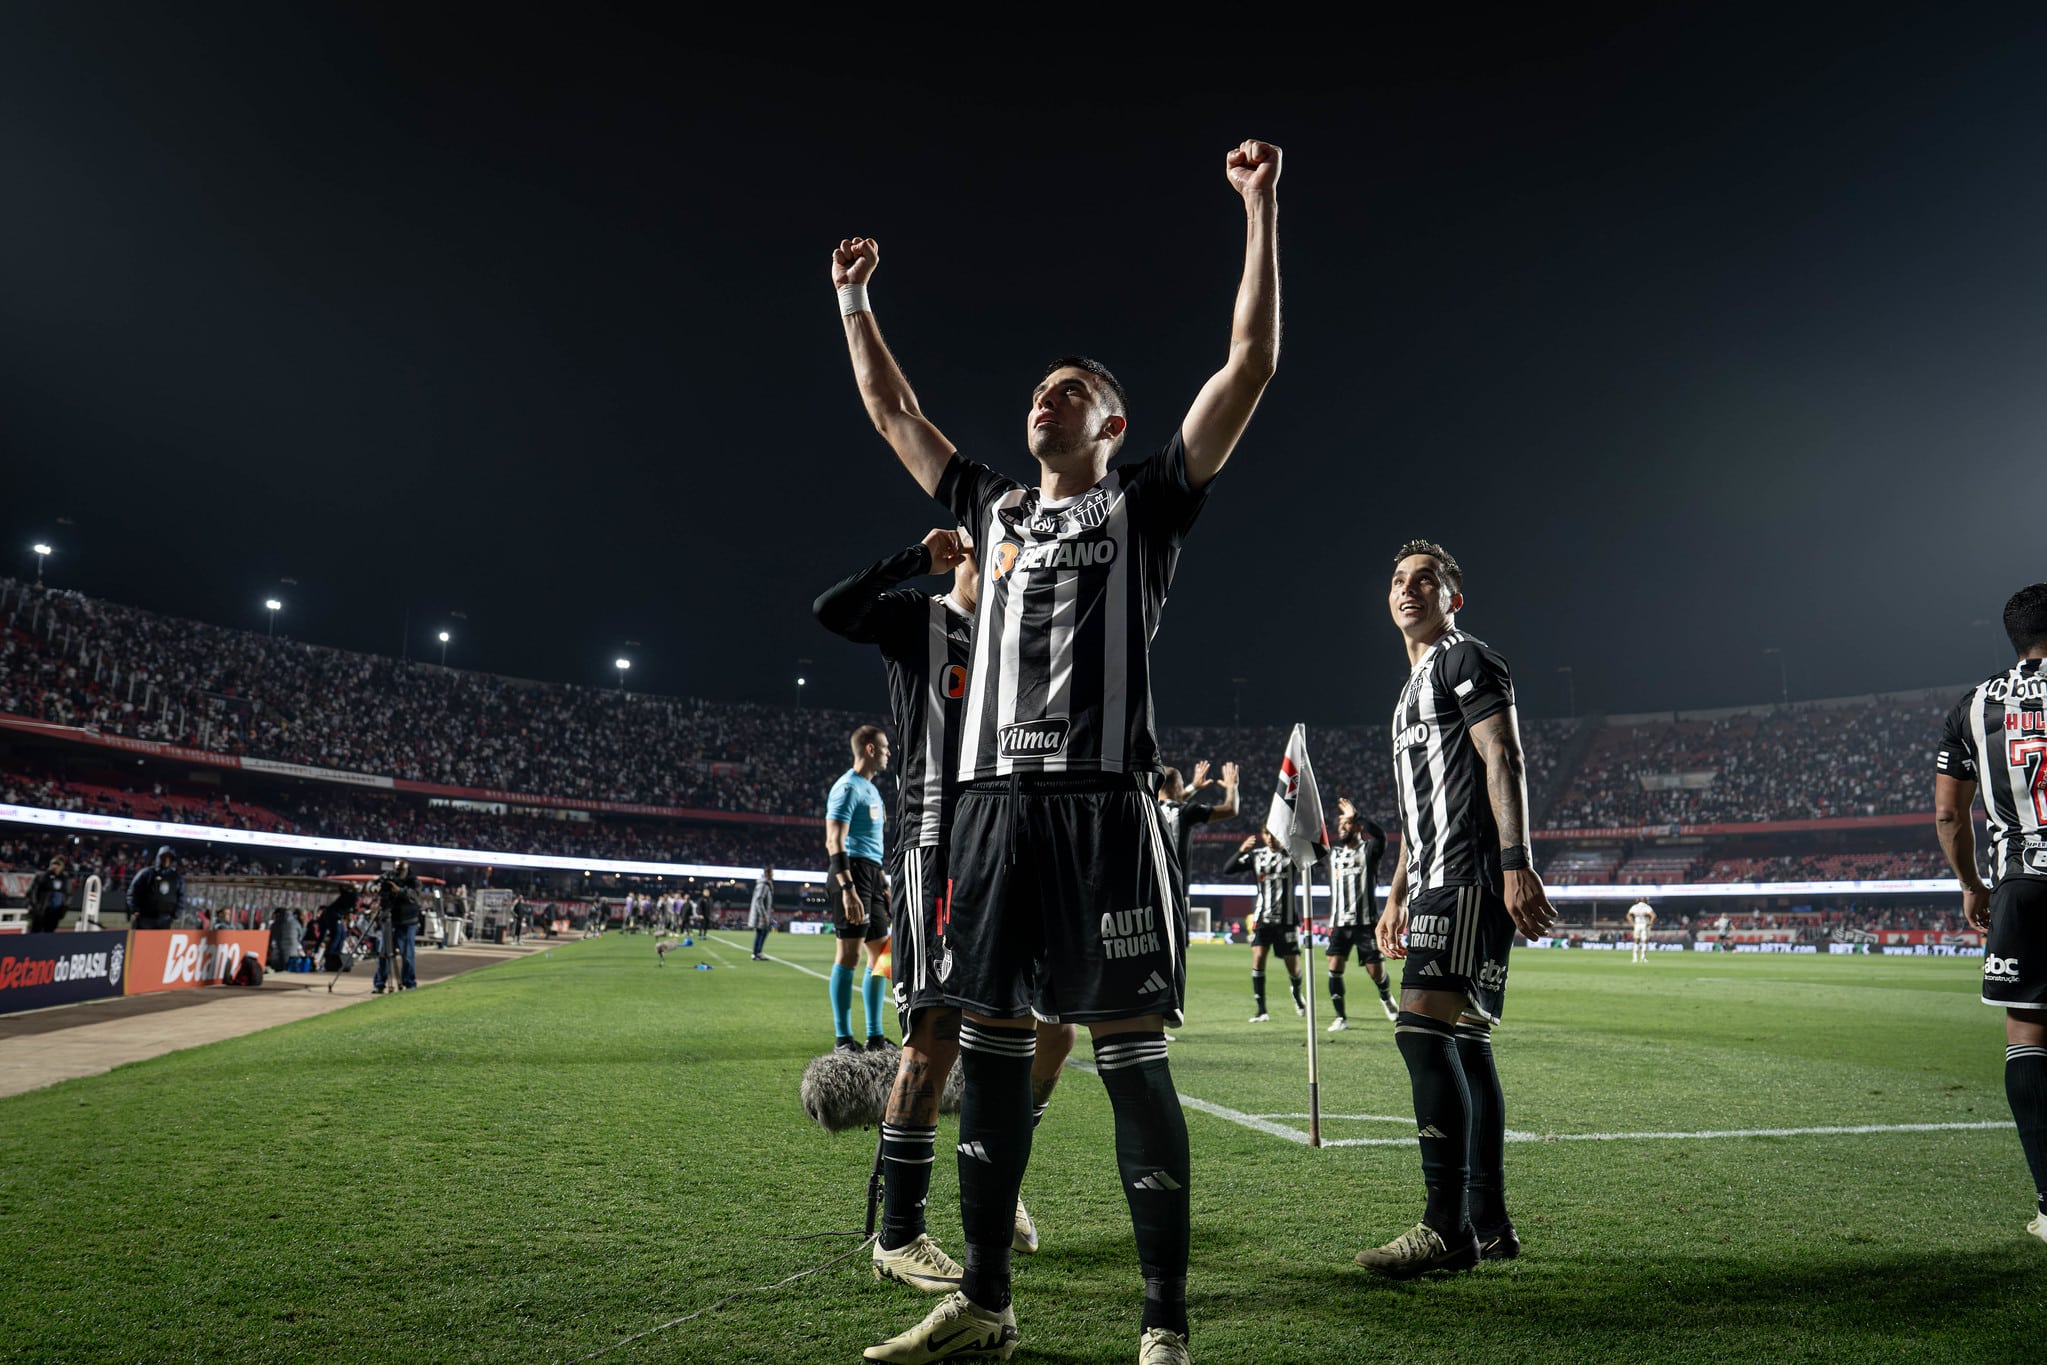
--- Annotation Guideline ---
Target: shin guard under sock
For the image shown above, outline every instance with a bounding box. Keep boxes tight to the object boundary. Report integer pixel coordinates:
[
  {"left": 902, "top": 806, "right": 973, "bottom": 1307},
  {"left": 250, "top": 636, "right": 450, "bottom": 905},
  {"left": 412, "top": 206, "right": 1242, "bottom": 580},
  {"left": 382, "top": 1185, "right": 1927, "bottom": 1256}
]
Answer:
[
  {"left": 862, "top": 967, "right": 886, "bottom": 1040},
  {"left": 1394, "top": 1011, "right": 1471, "bottom": 1237},
  {"left": 2008, "top": 1043, "right": 2047, "bottom": 1217},
  {"left": 828, "top": 964, "right": 854, "bottom": 1040},
  {"left": 1096, "top": 1031, "right": 1190, "bottom": 1337},
  {"left": 1251, "top": 970, "right": 1267, "bottom": 1014},
  {"left": 957, "top": 1022, "right": 1036, "bottom": 1310},
  {"left": 1328, "top": 971, "right": 1346, "bottom": 1018},
  {"left": 879, "top": 1122, "right": 938, "bottom": 1249},
  {"left": 1289, "top": 972, "right": 1305, "bottom": 1009},
  {"left": 1456, "top": 1019, "right": 1508, "bottom": 1229}
]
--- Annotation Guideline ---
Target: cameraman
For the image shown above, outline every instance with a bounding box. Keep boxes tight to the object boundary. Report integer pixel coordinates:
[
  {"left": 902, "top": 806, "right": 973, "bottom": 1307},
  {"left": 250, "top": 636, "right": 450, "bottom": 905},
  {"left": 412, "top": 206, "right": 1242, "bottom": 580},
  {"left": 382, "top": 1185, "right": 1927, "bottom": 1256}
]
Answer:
[
  {"left": 126, "top": 847, "right": 184, "bottom": 931},
  {"left": 371, "top": 859, "right": 423, "bottom": 995}
]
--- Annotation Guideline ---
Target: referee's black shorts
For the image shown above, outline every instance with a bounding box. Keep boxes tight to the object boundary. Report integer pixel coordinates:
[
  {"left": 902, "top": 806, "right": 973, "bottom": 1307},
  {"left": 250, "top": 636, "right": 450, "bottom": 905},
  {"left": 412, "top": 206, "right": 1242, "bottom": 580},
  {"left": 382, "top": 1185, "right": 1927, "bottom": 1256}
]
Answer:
[
  {"left": 942, "top": 773, "right": 1184, "bottom": 1026},
  {"left": 834, "top": 857, "right": 889, "bottom": 943}
]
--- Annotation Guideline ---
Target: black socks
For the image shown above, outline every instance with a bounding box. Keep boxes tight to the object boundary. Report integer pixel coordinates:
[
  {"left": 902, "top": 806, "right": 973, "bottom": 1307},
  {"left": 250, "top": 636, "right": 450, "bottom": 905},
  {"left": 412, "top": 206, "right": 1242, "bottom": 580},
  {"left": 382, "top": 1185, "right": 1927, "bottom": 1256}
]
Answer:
[
  {"left": 1394, "top": 1011, "right": 1470, "bottom": 1237},
  {"left": 879, "top": 1121, "right": 937, "bottom": 1251},
  {"left": 1251, "top": 970, "right": 1266, "bottom": 1013},
  {"left": 956, "top": 1022, "right": 1036, "bottom": 1311},
  {"left": 1327, "top": 971, "right": 1346, "bottom": 1019},
  {"left": 1096, "top": 1031, "right": 1190, "bottom": 1338},
  {"left": 2008, "top": 1042, "right": 2047, "bottom": 1217},
  {"left": 1457, "top": 1018, "right": 1508, "bottom": 1230}
]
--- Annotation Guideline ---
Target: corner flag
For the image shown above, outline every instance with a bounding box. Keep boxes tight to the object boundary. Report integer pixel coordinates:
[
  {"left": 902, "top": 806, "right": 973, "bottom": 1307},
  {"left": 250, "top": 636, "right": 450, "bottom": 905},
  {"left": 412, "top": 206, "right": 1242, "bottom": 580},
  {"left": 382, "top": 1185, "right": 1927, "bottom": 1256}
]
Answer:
[{"left": 1263, "top": 723, "right": 1328, "bottom": 870}]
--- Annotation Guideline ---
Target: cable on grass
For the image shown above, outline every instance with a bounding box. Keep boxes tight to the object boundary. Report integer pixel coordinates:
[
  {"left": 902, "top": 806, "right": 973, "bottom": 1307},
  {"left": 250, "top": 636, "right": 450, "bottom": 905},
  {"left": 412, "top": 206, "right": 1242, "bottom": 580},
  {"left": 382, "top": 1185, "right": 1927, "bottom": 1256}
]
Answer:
[{"left": 568, "top": 1232, "right": 877, "bottom": 1362}]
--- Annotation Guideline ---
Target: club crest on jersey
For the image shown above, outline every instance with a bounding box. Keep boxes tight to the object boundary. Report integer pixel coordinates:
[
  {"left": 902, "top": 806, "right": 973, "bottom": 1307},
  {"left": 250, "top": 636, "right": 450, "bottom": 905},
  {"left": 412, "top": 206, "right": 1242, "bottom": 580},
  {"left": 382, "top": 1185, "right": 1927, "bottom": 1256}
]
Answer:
[{"left": 998, "top": 717, "right": 1070, "bottom": 759}]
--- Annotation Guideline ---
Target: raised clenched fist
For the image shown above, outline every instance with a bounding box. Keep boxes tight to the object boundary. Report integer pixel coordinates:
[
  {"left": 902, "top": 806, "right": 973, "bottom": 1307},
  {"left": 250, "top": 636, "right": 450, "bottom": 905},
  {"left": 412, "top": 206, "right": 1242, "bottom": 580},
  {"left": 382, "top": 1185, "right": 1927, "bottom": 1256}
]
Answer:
[
  {"left": 833, "top": 237, "right": 879, "bottom": 289},
  {"left": 922, "top": 527, "right": 967, "bottom": 573},
  {"left": 1226, "top": 141, "right": 1281, "bottom": 201}
]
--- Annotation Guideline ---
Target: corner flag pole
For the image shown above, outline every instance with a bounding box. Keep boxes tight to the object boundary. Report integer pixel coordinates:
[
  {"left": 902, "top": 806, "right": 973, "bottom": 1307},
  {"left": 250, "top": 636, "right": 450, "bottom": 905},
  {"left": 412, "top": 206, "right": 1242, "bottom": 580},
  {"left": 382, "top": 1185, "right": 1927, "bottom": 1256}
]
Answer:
[{"left": 1301, "top": 859, "right": 1321, "bottom": 1147}]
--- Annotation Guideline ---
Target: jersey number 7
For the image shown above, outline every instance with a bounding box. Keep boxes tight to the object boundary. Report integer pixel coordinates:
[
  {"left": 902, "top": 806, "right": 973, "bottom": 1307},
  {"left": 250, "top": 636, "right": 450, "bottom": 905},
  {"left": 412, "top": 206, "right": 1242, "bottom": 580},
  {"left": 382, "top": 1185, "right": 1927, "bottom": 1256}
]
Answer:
[{"left": 2009, "top": 736, "right": 2047, "bottom": 822}]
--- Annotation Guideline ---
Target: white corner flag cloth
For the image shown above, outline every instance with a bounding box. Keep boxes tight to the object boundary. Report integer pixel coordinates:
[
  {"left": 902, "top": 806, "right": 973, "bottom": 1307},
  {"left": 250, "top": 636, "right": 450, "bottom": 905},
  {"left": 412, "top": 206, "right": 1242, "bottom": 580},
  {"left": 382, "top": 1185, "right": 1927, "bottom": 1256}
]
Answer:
[{"left": 1263, "top": 722, "right": 1328, "bottom": 870}]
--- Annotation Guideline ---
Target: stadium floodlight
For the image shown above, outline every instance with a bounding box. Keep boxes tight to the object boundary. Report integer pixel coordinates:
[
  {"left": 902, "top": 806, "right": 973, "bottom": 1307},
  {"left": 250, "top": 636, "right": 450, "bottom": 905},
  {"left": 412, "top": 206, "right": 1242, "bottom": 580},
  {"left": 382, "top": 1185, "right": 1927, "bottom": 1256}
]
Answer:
[
  {"left": 438, "top": 630, "right": 452, "bottom": 666},
  {"left": 614, "top": 657, "right": 632, "bottom": 690},
  {"left": 264, "top": 598, "right": 283, "bottom": 636},
  {"left": 31, "top": 543, "right": 52, "bottom": 581}
]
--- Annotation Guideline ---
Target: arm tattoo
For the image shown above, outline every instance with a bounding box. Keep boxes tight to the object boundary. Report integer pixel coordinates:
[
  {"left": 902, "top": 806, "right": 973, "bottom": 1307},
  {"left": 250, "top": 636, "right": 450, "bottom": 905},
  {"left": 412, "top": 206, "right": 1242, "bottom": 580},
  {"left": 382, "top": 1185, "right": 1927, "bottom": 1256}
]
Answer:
[{"left": 1471, "top": 714, "right": 1530, "bottom": 849}]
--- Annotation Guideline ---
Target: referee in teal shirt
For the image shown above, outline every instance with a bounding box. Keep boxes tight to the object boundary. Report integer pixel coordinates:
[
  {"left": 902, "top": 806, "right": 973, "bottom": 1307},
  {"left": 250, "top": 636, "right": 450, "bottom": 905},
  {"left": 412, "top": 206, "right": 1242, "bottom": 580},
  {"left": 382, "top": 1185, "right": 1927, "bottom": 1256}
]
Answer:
[{"left": 825, "top": 724, "right": 892, "bottom": 1052}]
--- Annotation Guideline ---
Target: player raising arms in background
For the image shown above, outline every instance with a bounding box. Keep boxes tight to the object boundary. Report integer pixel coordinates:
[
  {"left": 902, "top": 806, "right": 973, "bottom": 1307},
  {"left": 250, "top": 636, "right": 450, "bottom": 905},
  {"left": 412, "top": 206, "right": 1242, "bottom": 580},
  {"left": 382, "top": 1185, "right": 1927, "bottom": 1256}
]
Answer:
[
  {"left": 832, "top": 138, "right": 1282, "bottom": 1365},
  {"left": 1933, "top": 582, "right": 2047, "bottom": 1248},
  {"left": 1226, "top": 830, "right": 1305, "bottom": 1022},
  {"left": 1326, "top": 797, "right": 1396, "bottom": 1028},
  {"left": 1366, "top": 540, "right": 1557, "bottom": 1277}
]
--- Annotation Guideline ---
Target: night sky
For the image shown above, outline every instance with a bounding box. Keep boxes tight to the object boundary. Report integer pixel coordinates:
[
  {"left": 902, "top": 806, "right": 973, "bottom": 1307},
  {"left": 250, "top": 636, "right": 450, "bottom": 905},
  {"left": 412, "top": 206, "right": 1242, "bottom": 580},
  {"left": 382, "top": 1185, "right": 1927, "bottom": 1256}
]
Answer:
[{"left": 4, "top": 7, "right": 2043, "bottom": 728}]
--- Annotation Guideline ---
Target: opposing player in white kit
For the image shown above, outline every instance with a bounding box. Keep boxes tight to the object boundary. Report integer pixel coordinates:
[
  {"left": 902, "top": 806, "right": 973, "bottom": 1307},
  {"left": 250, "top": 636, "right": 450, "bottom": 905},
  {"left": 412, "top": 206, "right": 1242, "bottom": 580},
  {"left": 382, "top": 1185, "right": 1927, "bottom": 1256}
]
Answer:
[{"left": 1626, "top": 898, "right": 1656, "bottom": 963}]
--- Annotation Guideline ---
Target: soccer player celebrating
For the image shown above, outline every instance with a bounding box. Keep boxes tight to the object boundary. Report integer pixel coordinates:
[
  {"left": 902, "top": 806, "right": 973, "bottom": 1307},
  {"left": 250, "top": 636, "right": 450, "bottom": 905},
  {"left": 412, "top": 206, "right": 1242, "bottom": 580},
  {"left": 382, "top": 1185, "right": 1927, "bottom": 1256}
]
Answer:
[
  {"left": 1363, "top": 540, "right": 1557, "bottom": 1277},
  {"left": 832, "top": 138, "right": 1281, "bottom": 1365},
  {"left": 1155, "top": 760, "right": 1241, "bottom": 903},
  {"left": 1326, "top": 797, "right": 1396, "bottom": 1028},
  {"left": 1933, "top": 582, "right": 2047, "bottom": 1248},
  {"left": 815, "top": 528, "right": 1075, "bottom": 1292},
  {"left": 1626, "top": 897, "right": 1657, "bottom": 963},
  {"left": 825, "top": 725, "right": 895, "bottom": 1053},
  {"left": 1226, "top": 831, "right": 1305, "bottom": 1022}
]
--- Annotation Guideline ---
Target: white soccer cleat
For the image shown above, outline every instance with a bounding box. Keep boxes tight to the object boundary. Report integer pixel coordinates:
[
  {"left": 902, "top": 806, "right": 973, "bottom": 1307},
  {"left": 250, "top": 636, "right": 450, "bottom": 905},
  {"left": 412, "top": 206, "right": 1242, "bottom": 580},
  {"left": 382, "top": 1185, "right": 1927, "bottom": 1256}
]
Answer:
[
  {"left": 1012, "top": 1197, "right": 1040, "bottom": 1254},
  {"left": 2029, "top": 1213, "right": 2047, "bottom": 1246},
  {"left": 873, "top": 1234, "right": 964, "bottom": 1293},
  {"left": 1139, "top": 1326, "right": 1191, "bottom": 1364},
  {"left": 1354, "top": 1221, "right": 1479, "bottom": 1278},
  {"left": 1293, "top": 1000, "right": 1307, "bottom": 1017},
  {"left": 864, "top": 1290, "right": 1018, "bottom": 1362},
  {"left": 1327, "top": 1016, "right": 1348, "bottom": 1032},
  {"left": 1247, "top": 1012, "right": 1270, "bottom": 1023},
  {"left": 1380, "top": 996, "right": 1399, "bottom": 1022}
]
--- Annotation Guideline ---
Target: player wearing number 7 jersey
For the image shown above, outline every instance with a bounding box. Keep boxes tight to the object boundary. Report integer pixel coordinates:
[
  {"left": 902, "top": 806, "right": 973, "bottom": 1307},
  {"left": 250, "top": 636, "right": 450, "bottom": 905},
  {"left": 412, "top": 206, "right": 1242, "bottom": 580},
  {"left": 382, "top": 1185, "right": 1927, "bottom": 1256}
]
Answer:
[{"left": 1933, "top": 581, "right": 2047, "bottom": 1248}]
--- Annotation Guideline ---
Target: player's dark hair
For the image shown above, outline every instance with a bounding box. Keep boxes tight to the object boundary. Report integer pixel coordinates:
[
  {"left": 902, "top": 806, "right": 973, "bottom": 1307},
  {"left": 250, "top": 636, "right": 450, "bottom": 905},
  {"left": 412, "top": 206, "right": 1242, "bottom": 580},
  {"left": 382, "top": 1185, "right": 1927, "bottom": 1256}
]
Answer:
[
  {"left": 1393, "top": 539, "right": 1463, "bottom": 595},
  {"left": 849, "top": 724, "right": 886, "bottom": 758},
  {"left": 2004, "top": 582, "right": 2047, "bottom": 654},
  {"left": 1044, "top": 355, "right": 1127, "bottom": 418}
]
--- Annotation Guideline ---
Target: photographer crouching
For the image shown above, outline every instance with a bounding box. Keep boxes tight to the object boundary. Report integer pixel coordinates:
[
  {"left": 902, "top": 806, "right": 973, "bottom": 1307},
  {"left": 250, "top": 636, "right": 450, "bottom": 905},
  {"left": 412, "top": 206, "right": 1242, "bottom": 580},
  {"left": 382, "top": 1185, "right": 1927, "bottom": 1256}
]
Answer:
[{"left": 372, "top": 860, "right": 424, "bottom": 995}]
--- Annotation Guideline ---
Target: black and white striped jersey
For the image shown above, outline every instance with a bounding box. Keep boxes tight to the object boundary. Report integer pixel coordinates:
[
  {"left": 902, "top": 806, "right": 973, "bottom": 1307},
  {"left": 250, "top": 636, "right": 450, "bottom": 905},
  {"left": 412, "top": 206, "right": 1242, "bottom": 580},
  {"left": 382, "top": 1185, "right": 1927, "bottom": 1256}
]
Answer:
[
  {"left": 1227, "top": 845, "right": 1297, "bottom": 926},
  {"left": 937, "top": 434, "right": 1209, "bottom": 780},
  {"left": 1391, "top": 629, "right": 1517, "bottom": 894},
  {"left": 1155, "top": 797, "right": 1215, "bottom": 888},
  {"left": 1936, "top": 658, "right": 2047, "bottom": 882},
  {"left": 1327, "top": 819, "right": 1386, "bottom": 928},
  {"left": 813, "top": 544, "right": 974, "bottom": 851}
]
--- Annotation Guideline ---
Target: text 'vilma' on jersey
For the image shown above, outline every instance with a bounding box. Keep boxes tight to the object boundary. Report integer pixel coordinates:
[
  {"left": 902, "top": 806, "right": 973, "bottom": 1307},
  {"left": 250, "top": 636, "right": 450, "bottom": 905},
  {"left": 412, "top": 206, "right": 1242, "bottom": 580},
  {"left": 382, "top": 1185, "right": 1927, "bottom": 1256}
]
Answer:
[
  {"left": 1391, "top": 630, "right": 1517, "bottom": 894},
  {"left": 1937, "top": 657, "right": 2047, "bottom": 882},
  {"left": 1227, "top": 845, "right": 1298, "bottom": 926},
  {"left": 938, "top": 434, "right": 1208, "bottom": 780},
  {"left": 1327, "top": 819, "right": 1386, "bottom": 929},
  {"left": 814, "top": 544, "right": 974, "bottom": 851}
]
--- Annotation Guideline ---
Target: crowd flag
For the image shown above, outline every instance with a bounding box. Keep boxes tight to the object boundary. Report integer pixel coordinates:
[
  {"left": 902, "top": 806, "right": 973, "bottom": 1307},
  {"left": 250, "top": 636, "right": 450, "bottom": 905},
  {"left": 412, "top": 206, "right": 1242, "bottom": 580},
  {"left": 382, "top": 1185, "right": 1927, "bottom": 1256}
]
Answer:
[{"left": 1265, "top": 723, "right": 1330, "bottom": 1143}]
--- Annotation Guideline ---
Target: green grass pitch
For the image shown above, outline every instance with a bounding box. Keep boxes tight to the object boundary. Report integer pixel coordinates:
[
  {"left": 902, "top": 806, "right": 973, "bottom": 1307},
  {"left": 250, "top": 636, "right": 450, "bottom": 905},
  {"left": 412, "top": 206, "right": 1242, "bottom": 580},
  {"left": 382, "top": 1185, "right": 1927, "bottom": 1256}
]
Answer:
[{"left": 1, "top": 933, "right": 2039, "bottom": 1364}]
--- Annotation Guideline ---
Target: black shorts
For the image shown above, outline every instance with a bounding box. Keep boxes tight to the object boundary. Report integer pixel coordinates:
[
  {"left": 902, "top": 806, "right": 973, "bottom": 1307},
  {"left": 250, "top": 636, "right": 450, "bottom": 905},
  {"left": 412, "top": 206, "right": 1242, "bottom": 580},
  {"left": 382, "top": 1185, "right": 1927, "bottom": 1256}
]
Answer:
[
  {"left": 1252, "top": 923, "right": 1300, "bottom": 954},
  {"left": 1984, "top": 876, "right": 2047, "bottom": 1010},
  {"left": 835, "top": 858, "right": 890, "bottom": 942},
  {"left": 891, "top": 845, "right": 954, "bottom": 1033},
  {"left": 1400, "top": 883, "right": 1513, "bottom": 1023},
  {"left": 943, "top": 774, "right": 1183, "bottom": 1026},
  {"left": 1327, "top": 923, "right": 1382, "bottom": 966}
]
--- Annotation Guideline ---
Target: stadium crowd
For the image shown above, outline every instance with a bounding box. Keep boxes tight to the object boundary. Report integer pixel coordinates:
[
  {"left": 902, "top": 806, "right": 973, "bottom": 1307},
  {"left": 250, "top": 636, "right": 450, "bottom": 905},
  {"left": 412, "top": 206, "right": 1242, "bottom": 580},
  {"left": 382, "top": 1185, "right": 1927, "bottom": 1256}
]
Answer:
[{"left": 1550, "top": 698, "right": 1948, "bottom": 828}]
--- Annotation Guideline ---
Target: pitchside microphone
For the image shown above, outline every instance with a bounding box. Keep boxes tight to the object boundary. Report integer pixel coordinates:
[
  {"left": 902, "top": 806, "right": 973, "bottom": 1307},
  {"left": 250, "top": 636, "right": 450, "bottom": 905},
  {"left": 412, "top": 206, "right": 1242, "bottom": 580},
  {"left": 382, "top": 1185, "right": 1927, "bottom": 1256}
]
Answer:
[{"left": 798, "top": 1047, "right": 964, "bottom": 1132}]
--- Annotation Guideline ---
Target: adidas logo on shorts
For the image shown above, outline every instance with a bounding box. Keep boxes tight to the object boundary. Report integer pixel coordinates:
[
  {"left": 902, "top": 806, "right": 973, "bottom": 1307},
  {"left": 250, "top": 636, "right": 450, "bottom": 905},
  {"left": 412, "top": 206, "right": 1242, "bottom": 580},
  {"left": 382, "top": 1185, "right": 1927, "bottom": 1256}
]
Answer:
[{"left": 1140, "top": 970, "right": 1168, "bottom": 994}]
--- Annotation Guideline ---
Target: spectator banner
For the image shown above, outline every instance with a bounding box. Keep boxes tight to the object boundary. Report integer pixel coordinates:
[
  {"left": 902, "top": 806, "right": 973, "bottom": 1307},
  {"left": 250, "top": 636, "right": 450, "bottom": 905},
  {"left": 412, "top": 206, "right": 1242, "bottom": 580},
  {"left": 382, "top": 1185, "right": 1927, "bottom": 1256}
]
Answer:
[
  {"left": 125, "top": 929, "right": 270, "bottom": 994},
  {"left": 0, "top": 872, "right": 31, "bottom": 898},
  {"left": 0, "top": 931, "right": 128, "bottom": 1014},
  {"left": 0, "top": 713, "right": 238, "bottom": 770},
  {"left": 239, "top": 757, "right": 394, "bottom": 789}
]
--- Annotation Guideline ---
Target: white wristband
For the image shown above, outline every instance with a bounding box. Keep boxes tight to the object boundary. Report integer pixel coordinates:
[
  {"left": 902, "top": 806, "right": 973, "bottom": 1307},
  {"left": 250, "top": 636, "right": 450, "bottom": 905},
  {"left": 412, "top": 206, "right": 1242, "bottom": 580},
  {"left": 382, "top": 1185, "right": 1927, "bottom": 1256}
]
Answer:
[{"left": 838, "top": 283, "right": 870, "bottom": 317}]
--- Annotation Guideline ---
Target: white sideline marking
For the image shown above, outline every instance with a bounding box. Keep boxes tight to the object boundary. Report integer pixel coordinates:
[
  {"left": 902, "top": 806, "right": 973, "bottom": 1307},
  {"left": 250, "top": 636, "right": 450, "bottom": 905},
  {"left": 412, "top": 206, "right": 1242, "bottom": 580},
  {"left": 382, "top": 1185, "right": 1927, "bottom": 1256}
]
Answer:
[
  {"left": 1196, "top": 1103, "right": 2010, "bottom": 1148},
  {"left": 702, "top": 933, "right": 830, "bottom": 981}
]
